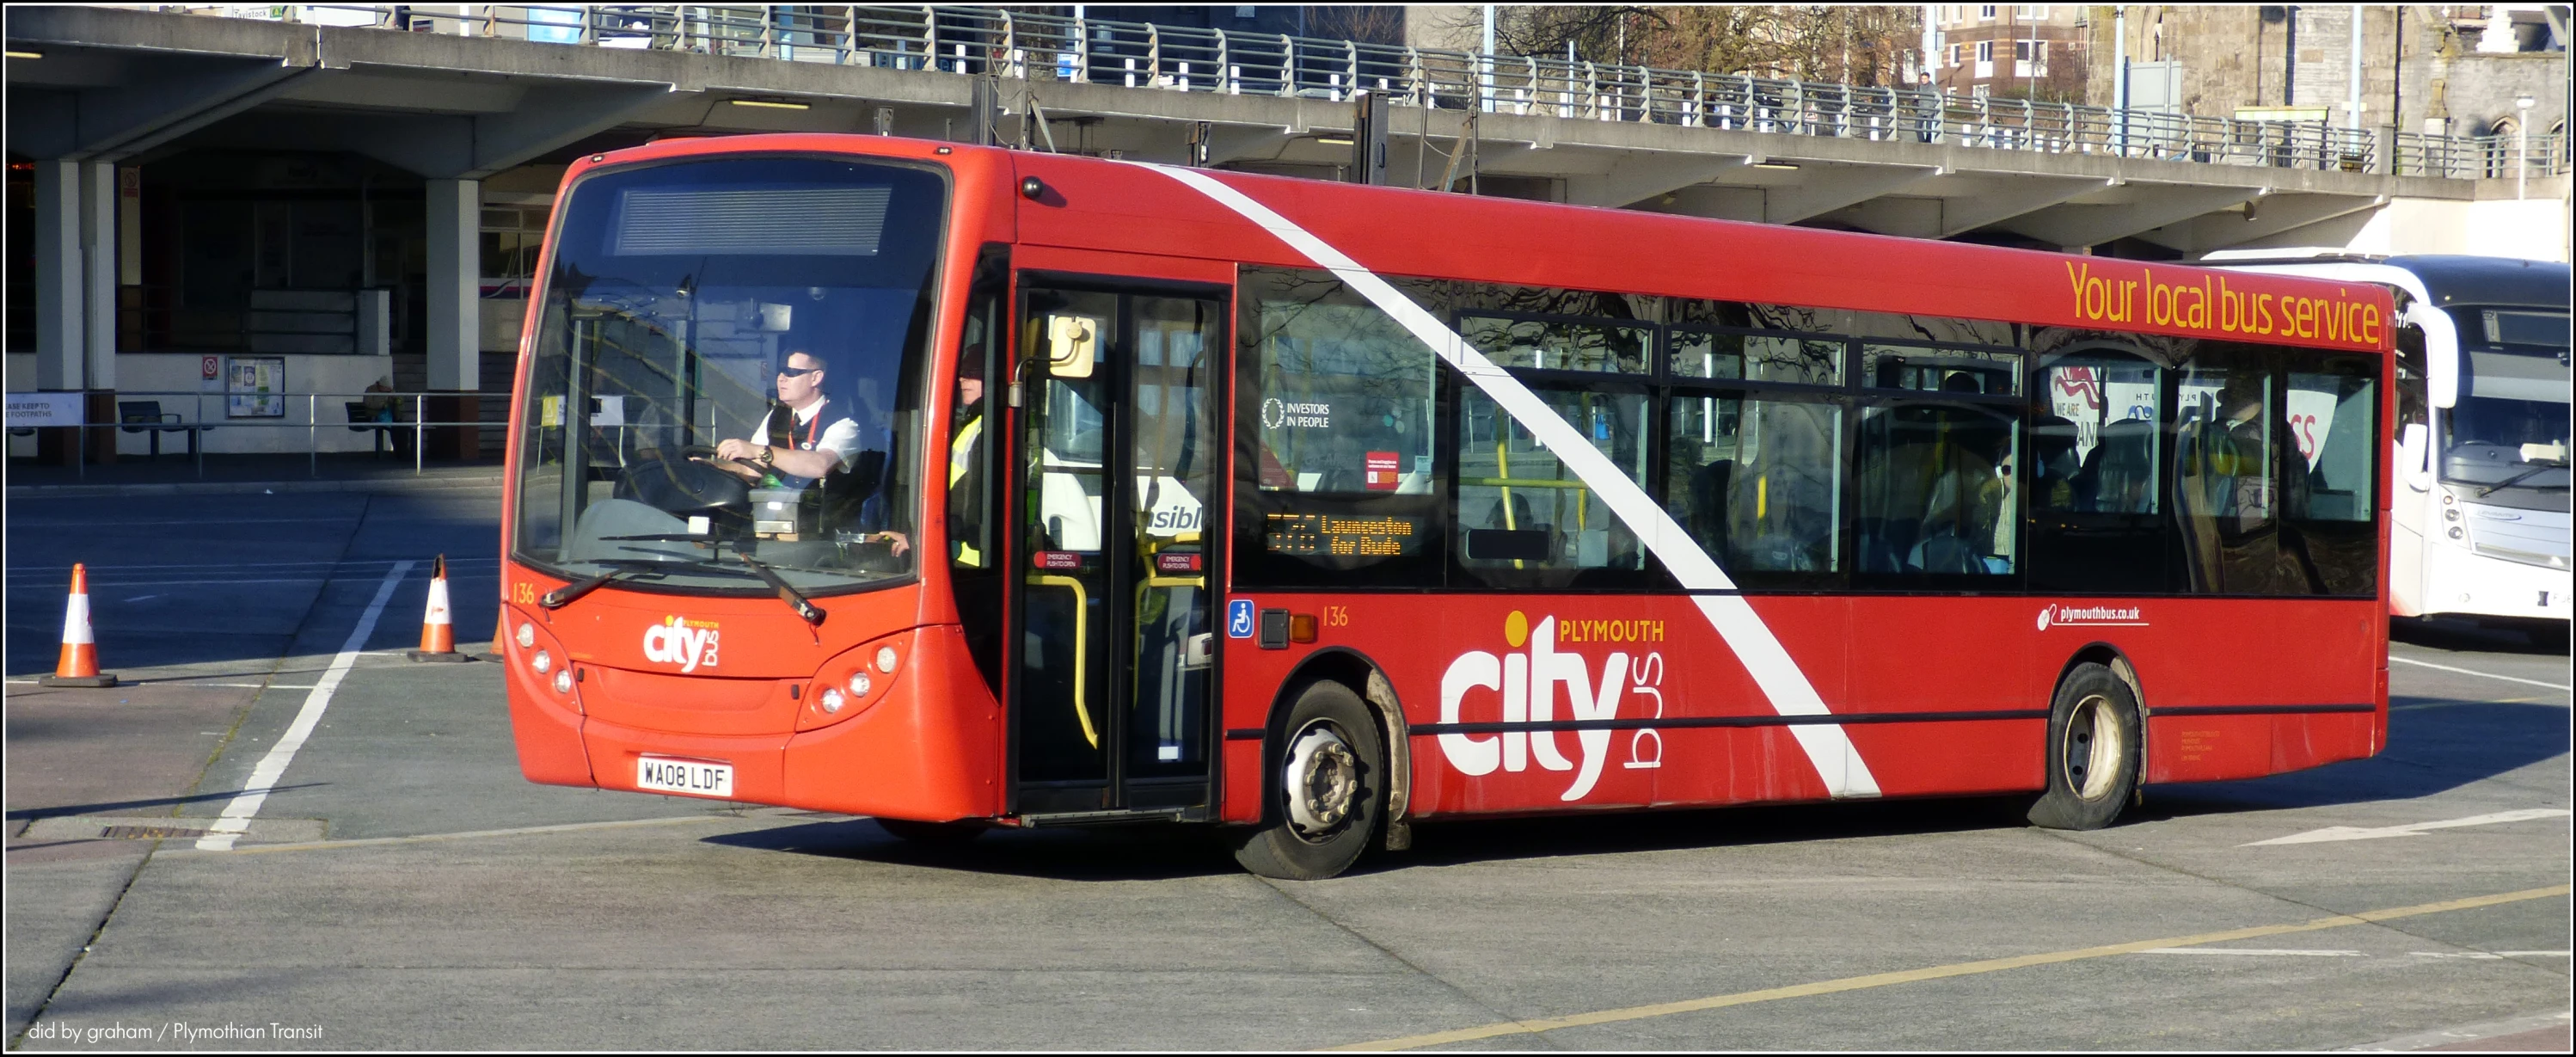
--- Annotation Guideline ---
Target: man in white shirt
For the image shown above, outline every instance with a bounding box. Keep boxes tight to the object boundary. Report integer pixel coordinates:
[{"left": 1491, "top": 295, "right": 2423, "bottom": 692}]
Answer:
[{"left": 710, "top": 350, "right": 862, "bottom": 488}]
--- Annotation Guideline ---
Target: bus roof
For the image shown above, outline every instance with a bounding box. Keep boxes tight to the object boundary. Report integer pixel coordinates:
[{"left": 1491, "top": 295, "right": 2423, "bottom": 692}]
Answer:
[{"left": 2205, "top": 254, "right": 2570, "bottom": 310}]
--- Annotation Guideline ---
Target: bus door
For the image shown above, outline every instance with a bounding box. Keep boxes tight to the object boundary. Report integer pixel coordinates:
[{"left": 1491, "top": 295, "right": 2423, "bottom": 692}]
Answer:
[{"left": 1010, "top": 281, "right": 1225, "bottom": 816}]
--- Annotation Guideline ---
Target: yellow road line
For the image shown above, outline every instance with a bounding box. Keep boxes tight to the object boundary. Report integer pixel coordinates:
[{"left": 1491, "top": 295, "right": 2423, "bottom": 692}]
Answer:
[{"left": 1328, "top": 884, "right": 2573, "bottom": 1051}]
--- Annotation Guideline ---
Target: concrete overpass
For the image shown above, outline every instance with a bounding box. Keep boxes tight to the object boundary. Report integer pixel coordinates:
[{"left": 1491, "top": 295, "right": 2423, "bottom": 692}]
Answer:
[{"left": 6, "top": 3, "right": 2567, "bottom": 452}]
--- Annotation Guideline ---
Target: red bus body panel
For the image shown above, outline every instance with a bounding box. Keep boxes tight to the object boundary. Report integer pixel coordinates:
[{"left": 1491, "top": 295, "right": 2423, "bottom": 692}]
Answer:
[{"left": 504, "top": 135, "right": 2391, "bottom": 830}]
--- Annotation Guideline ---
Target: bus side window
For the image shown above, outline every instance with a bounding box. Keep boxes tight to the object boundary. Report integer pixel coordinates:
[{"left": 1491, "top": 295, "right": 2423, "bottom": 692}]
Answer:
[
  {"left": 2027, "top": 348, "right": 2166, "bottom": 595},
  {"left": 1232, "top": 267, "right": 1446, "bottom": 589},
  {"left": 2284, "top": 357, "right": 2379, "bottom": 596},
  {"left": 2174, "top": 343, "right": 2297, "bottom": 595},
  {"left": 1664, "top": 389, "right": 1843, "bottom": 580}
]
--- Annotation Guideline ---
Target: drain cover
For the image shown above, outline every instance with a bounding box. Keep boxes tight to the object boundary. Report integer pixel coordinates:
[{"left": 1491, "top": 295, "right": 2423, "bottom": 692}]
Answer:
[
  {"left": 99, "top": 825, "right": 210, "bottom": 839},
  {"left": 21, "top": 815, "right": 327, "bottom": 844}
]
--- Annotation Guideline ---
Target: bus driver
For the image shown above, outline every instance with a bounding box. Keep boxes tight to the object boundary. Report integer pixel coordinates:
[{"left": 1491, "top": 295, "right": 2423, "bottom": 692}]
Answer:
[{"left": 702, "top": 350, "right": 905, "bottom": 555}]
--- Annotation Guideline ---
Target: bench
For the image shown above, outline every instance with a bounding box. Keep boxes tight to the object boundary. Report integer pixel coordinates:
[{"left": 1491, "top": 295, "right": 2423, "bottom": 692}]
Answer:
[
  {"left": 118, "top": 401, "right": 202, "bottom": 460},
  {"left": 346, "top": 401, "right": 402, "bottom": 457}
]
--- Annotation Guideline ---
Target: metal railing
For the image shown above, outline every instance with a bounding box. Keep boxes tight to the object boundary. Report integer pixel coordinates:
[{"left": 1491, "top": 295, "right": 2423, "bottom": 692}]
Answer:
[
  {"left": 158, "top": 4, "right": 2576, "bottom": 179},
  {"left": 14, "top": 389, "right": 479, "bottom": 479}
]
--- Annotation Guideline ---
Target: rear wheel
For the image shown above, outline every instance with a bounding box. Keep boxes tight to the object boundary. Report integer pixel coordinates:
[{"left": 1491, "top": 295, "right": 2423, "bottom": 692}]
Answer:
[
  {"left": 2027, "top": 662, "right": 2142, "bottom": 831},
  {"left": 875, "top": 818, "right": 984, "bottom": 845},
  {"left": 1231, "top": 680, "right": 1384, "bottom": 881}
]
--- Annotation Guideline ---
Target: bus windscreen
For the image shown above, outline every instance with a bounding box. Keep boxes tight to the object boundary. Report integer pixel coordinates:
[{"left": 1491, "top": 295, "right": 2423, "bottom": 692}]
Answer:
[{"left": 513, "top": 157, "right": 948, "bottom": 593}]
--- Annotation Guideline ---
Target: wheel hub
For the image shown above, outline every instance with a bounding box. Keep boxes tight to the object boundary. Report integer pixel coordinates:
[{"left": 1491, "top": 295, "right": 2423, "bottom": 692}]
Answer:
[
  {"left": 2063, "top": 693, "right": 2125, "bottom": 801},
  {"left": 1284, "top": 723, "right": 1358, "bottom": 838}
]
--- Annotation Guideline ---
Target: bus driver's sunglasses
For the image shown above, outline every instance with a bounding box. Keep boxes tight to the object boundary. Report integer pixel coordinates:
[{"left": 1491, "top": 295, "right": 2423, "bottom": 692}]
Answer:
[{"left": 777, "top": 365, "right": 822, "bottom": 378}]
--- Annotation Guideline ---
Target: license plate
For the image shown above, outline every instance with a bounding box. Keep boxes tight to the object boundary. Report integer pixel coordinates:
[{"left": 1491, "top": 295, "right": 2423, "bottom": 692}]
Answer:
[{"left": 636, "top": 756, "right": 733, "bottom": 798}]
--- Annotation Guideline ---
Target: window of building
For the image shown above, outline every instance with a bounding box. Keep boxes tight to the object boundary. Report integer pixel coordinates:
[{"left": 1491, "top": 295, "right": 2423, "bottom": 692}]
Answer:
[
  {"left": 1977, "top": 40, "right": 1995, "bottom": 61},
  {"left": 480, "top": 205, "right": 549, "bottom": 287},
  {"left": 1979, "top": 5, "right": 1997, "bottom": 21}
]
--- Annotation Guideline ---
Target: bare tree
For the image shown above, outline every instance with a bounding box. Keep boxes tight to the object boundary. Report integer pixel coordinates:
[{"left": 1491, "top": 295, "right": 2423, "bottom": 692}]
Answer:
[{"left": 1483, "top": 5, "right": 1923, "bottom": 86}]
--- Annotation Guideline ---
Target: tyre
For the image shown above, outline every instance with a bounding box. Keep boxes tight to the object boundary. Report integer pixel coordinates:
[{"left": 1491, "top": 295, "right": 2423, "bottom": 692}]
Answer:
[
  {"left": 1231, "top": 679, "right": 1385, "bottom": 881},
  {"left": 2026, "top": 662, "right": 2143, "bottom": 831},
  {"left": 875, "top": 818, "right": 984, "bottom": 845}
]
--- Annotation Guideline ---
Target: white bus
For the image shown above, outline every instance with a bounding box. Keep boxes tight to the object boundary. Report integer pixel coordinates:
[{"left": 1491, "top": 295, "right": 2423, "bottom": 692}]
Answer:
[{"left": 2211, "top": 255, "right": 2570, "bottom": 645}]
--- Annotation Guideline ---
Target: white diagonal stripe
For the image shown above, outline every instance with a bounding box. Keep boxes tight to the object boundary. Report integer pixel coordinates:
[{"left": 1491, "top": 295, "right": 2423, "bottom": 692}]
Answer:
[
  {"left": 1140, "top": 163, "right": 1877, "bottom": 797},
  {"left": 195, "top": 561, "right": 414, "bottom": 851}
]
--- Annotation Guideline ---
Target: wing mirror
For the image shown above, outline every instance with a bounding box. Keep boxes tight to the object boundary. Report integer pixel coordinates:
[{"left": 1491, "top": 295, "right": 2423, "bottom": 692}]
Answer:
[{"left": 1043, "top": 314, "right": 1099, "bottom": 378}]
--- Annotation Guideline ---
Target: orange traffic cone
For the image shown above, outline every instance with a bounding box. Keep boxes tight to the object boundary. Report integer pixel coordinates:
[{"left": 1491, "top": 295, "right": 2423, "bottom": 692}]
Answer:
[
  {"left": 40, "top": 563, "right": 117, "bottom": 688},
  {"left": 407, "top": 555, "right": 470, "bottom": 662}
]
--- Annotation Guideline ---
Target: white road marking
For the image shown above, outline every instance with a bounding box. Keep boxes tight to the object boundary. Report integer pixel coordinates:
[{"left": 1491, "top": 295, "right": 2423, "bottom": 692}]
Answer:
[
  {"left": 1140, "top": 163, "right": 1878, "bottom": 798},
  {"left": 2137, "top": 948, "right": 2363, "bottom": 956},
  {"left": 171, "top": 814, "right": 727, "bottom": 856},
  {"left": 2244, "top": 808, "right": 2573, "bottom": 846},
  {"left": 123, "top": 594, "right": 164, "bottom": 602},
  {"left": 2408, "top": 950, "right": 2573, "bottom": 959},
  {"left": 194, "top": 561, "right": 414, "bottom": 851},
  {"left": 2389, "top": 654, "right": 2571, "bottom": 691}
]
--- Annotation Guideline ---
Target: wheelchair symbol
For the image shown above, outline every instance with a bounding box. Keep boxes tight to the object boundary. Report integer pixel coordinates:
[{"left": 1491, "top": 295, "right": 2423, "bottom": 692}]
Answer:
[{"left": 1226, "top": 599, "right": 1256, "bottom": 639}]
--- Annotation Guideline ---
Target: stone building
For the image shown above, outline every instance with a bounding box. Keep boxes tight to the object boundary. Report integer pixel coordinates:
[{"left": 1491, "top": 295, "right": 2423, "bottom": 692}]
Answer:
[{"left": 2083, "top": 5, "right": 2567, "bottom": 144}]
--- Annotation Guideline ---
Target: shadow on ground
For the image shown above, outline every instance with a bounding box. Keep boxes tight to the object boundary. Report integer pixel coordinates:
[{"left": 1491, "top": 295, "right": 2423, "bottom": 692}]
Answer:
[{"left": 707, "top": 695, "right": 2566, "bottom": 879}]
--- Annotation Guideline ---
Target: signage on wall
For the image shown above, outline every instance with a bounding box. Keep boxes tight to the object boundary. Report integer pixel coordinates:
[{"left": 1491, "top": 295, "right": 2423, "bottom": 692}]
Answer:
[{"left": 226, "top": 357, "right": 286, "bottom": 419}]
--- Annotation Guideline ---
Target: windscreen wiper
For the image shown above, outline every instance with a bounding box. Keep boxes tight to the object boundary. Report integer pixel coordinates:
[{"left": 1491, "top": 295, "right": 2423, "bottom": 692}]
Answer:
[
  {"left": 736, "top": 553, "right": 825, "bottom": 626},
  {"left": 2477, "top": 462, "right": 2570, "bottom": 497},
  {"left": 539, "top": 561, "right": 668, "bottom": 610}
]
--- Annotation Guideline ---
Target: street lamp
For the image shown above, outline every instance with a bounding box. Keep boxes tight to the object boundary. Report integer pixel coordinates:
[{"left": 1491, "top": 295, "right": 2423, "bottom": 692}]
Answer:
[{"left": 2515, "top": 93, "right": 2535, "bottom": 200}]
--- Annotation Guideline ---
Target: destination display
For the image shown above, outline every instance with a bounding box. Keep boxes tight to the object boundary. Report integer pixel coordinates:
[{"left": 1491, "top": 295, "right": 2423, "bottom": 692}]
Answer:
[{"left": 1264, "top": 513, "right": 1420, "bottom": 557}]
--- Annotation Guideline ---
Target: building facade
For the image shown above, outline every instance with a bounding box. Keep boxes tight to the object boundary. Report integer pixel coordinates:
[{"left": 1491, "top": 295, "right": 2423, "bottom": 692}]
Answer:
[
  {"left": 2082, "top": 4, "right": 2568, "bottom": 143},
  {"left": 1929, "top": 4, "right": 2091, "bottom": 102}
]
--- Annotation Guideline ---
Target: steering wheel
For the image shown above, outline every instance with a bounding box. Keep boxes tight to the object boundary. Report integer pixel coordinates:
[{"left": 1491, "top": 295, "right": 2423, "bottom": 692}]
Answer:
[{"left": 617, "top": 444, "right": 750, "bottom": 514}]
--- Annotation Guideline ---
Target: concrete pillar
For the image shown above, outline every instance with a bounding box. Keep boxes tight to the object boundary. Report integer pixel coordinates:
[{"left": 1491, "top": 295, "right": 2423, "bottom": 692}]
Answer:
[
  {"left": 33, "top": 161, "right": 90, "bottom": 465},
  {"left": 425, "top": 177, "right": 479, "bottom": 392},
  {"left": 33, "top": 161, "right": 83, "bottom": 393},
  {"left": 81, "top": 161, "right": 117, "bottom": 392},
  {"left": 425, "top": 177, "right": 481, "bottom": 458}
]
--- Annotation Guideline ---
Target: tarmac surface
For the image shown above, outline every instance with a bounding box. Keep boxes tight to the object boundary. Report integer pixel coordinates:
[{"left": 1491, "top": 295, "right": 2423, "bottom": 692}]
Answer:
[{"left": 4, "top": 485, "right": 2568, "bottom": 1050}]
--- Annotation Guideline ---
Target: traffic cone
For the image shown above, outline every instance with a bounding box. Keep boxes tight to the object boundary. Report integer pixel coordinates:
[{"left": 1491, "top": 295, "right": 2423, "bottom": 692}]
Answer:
[
  {"left": 407, "top": 555, "right": 470, "bottom": 662},
  {"left": 40, "top": 563, "right": 117, "bottom": 688}
]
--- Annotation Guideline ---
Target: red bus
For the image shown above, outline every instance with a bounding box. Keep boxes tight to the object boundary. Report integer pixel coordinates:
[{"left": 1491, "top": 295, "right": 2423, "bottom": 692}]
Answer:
[{"left": 501, "top": 134, "right": 2393, "bottom": 879}]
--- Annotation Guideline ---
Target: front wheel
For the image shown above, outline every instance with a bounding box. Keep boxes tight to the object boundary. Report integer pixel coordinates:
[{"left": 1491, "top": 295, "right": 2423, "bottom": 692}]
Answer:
[
  {"left": 1231, "top": 680, "right": 1385, "bottom": 881},
  {"left": 2026, "top": 662, "right": 2143, "bottom": 831}
]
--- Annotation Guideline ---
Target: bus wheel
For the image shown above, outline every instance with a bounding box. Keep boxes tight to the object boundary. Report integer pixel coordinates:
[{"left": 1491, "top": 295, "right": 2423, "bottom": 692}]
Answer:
[
  {"left": 1232, "top": 680, "right": 1384, "bottom": 881},
  {"left": 2027, "top": 663, "right": 2142, "bottom": 831},
  {"left": 876, "top": 819, "right": 984, "bottom": 845}
]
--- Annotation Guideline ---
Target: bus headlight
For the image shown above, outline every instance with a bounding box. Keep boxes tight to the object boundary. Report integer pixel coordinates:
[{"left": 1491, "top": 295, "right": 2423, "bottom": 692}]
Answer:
[
  {"left": 820, "top": 687, "right": 847, "bottom": 714},
  {"left": 552, "top": 669, "right": 573, "bottom": 694},
  {"left": 876, "top": 646, "right": 899, "bottom": 673},
  {"left": 2448, "top": 526, "right": 2465, "bottom": 539},
  {"left": 516, "top": 623, "right": 536, "bottom": 648},
  {"left": 532, "top": 649, "right": 554, "bottom": 674},
  {"left": 2445, "top": 508, "right": 2461, "bottom": 521},
  {"left": 847, "top": 672, "right": 872, "bottom": 697}
]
